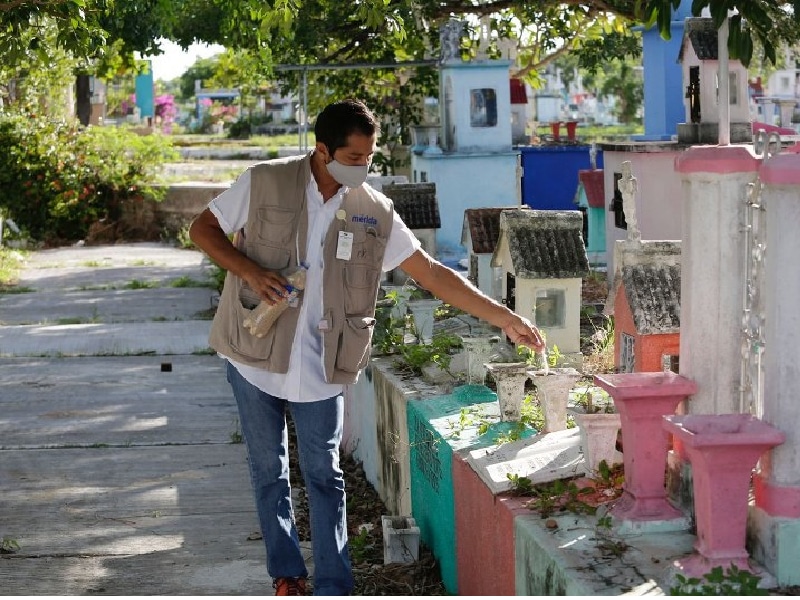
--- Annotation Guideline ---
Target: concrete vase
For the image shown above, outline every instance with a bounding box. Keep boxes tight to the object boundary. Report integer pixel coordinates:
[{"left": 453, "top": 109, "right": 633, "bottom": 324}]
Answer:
[
  {"left": 485, "top": 362, "right": 530, "bottom": 422},
  {"left": 407, "top": 298, "right": 442, "bottom": 344},
  {"left": 663, "top": 413, "right": 785, "bottom": 577},
  {"left": 594, "top": 372, "right": 697, "bottom": 525},
  {"left": 458, "top": 335, "right": 500, "bottom": 385},
  {"left": 531, "top": 367, "right": 581, "bottom": 432},
  {"left": 575, "top": 412, "right": 622, "bottom": 474}
]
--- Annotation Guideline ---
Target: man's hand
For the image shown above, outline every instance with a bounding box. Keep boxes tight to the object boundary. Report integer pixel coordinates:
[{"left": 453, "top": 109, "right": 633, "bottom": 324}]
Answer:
[
  {"left": 501, "top": 315, "right": 545, "bottom": 352},
  {"left": 188, "top": 209, "right": 293, "bottom": 306},
  {"left": 243, "top": 267, "right": 290, "bottom": 305}
]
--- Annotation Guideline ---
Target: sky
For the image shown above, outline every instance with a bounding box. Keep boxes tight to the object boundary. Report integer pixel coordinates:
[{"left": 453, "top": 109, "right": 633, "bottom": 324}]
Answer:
[{"left": 144, "top": 39, "right": 225, "bottom": 81}]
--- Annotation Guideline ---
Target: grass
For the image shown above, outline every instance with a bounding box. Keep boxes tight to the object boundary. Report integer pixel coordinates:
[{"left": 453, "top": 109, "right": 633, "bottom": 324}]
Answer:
[
  {"left": 170, "top": 275, "right": 213, "bottom": 288},
  {"left": 0, "top": 247, "right": 26, "bottom": 287},
  {"left": 128, "top": 260, "right": 159, "bottom": 267},
  {"left": 124, "top": 279, "right": 160, "bottom": 290},
  {"left": 532, "top": 122, "right": 642, "bottom": 143}
]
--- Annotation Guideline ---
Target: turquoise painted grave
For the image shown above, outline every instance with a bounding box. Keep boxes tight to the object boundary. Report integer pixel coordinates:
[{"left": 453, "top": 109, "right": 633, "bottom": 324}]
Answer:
[{"left": 407, "top": 384, "right": 536, "bottom": 593}]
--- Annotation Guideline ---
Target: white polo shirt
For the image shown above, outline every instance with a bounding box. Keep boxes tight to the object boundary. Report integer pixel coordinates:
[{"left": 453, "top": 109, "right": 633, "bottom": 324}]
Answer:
[{"left": 208, "top": 167, "right": 421, "bottom": 402}]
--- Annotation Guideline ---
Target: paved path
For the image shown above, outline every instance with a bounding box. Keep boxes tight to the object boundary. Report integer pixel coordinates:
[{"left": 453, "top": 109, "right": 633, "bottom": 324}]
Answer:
[{"left": 0, "top": 242, "right": 310, "bottom": 594}]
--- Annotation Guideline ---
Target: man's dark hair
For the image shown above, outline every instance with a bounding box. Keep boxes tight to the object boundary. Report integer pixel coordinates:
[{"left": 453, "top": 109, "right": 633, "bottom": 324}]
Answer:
[{"left": 314, "top": 99, "right": 379, "bottom": 156}]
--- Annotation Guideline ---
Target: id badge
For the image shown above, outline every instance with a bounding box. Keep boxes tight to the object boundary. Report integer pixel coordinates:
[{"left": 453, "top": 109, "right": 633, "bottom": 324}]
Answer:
[{"left": 336, "top": 231, "right": 353, "bottom": 260}]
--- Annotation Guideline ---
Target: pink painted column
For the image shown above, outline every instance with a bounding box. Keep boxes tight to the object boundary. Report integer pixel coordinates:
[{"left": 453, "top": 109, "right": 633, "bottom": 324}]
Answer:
[
  {"left": 664, "top": 414, "right": 785, "bottom": 577},
  {"left": 594, "top": 372, "right": 696, "bottom": 527}
]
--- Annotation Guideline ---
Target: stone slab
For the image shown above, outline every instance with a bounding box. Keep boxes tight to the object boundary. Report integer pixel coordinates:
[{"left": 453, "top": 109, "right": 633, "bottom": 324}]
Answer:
[
  {"left": 0, "top": 443, "right": 308, "bottom": 595},
  {"left": 0, "top": 287, "right": 216, "bottom": 326},
  {"left": 13, "top": 243, "right": 213, "bottom": 293},
  {"left": 466, "top": 428, "right": 586, "bottom": 494},
  {"left": 514, "top": 512, "right": 697, "bottom": 595},
  {"left": 0, "top": 320, "right": 213, "bottom": 357},
  {"left": 0, "top": 356, "right": 233, "bottom": 448},
  {"left": 0, "top": 242, "right": 307, "bottom": 596}
]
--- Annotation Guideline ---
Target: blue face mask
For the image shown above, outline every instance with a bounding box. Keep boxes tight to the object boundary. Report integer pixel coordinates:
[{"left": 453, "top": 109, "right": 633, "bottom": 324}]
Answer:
[{"left": 326, "top": 159, "right": 370, "bottom": 188}]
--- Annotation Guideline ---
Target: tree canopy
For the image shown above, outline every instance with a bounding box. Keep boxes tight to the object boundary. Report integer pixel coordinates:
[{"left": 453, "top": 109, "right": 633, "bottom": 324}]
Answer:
[
  {"left": 2, "top": 0, "right": 798, "bottom": 125},
  {"left": 3, "top": 1, "right": 798, "bottom": 76}
]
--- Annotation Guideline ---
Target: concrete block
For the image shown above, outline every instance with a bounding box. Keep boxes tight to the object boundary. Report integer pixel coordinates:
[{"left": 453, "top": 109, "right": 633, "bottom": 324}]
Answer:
[{"left": 382, "top": 516, "right": 420, "bottom": 564}]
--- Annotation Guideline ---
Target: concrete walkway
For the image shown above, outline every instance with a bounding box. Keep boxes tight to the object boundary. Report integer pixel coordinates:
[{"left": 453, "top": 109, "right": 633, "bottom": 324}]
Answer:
[{"left": 0, "top": 243, "right": 310, "bottom": 594}]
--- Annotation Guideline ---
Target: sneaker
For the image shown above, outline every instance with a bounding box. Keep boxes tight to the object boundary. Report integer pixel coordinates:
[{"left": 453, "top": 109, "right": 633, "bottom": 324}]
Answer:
[{"left": 273, "top": 577, "right": 307, "bottom": 596}]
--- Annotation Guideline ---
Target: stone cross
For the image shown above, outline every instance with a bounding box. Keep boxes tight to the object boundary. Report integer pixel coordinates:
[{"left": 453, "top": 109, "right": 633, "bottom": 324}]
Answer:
[
  {"left": 440, "top": 20, "right": 464, "bottom": 63},
  {"left": 620, "top": 161, "right": 641, "bottom": 243}
]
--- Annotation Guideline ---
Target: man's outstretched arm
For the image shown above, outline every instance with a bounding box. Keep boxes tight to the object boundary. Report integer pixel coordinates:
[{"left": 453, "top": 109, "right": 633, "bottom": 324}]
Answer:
[{"left": 398, "top": 248, "right": 545, "bottom": 351}]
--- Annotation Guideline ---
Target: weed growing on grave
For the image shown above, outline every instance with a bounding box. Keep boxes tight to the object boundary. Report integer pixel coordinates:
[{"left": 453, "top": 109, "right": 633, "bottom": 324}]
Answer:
[
  {"left": 386, "top": 429, "right": 440, "bottom": 464},
  {"left": 373, "top": 298, "right": 404, "bottom": 355},
  {"left": 573, "top": 385, "right": 615, "bottom": 414},
  {"left": 393, "top": 333, "right": 461, "bottom": 377},
  {"left": 493, "top": 395, "right": 544, "bottom": 444},
  {"left": 507, "top": 473, "right": 534, "bottom": 496},
  {"left": 348, "top": 526, "right": 375, "bottom": 564},
  {"left": 524, "top": 479, "right": 596, "bottom": 518},
  {"left": 592, "top": 460, "right": 624, "bottom": 500},
  {"left": 446, "top": 406, "right": 489, "bottom": 439},
  {"left": 670, "top": 565, "right": 767, "bottom": 596},
  {"left": 583, "top": 315, "right": 615, "bottom": 374}
]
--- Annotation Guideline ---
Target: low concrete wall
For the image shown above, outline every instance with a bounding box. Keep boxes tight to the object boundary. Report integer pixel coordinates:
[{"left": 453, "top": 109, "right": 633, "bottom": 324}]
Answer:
[
  {"left": 122, "top": 174, "right": 409, "bottom": 238},
  {"left": 120, "top": 183, "right": 230, "bottom": 237},
  {"left": 157, "top": 183, "right": 230, "bottom": 232}
]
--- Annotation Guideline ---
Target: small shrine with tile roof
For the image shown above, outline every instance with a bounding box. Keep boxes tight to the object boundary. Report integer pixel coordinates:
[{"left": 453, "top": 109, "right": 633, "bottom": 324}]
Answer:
[
  {"left": 382, "top": 182, "right": 441, "bottom": 284},
  {"left": 607, "top": 240, "right": 681, "bottom": 373},
  {"left": 574, "top": 166, "right": 606, "bottom": 264},
  {"left": 490, "top": 209, "right": 589, "bottom": 362},
  {"left": 460, "top": 207, "right": 508, "bottom": 301}
]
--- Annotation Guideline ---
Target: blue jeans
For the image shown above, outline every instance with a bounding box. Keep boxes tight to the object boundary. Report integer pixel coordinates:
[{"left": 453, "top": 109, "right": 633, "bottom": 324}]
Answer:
[{"left": 226, "top": 362, "right": 353, "bottom": 595}]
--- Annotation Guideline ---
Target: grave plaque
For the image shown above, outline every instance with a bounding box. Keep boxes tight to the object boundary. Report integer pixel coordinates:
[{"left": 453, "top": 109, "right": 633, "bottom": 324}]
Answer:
[{"left": 466, "top": 428, "right": 586, "bottom": 494}]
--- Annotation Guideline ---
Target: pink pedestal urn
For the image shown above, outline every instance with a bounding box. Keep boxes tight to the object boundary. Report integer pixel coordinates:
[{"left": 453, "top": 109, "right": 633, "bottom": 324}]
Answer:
[
  {"left": 594, "top": 372, "right": 697, "bottom": 523},
  {"left": 663, "top": 413, "right": 785, "bottom": 577}
]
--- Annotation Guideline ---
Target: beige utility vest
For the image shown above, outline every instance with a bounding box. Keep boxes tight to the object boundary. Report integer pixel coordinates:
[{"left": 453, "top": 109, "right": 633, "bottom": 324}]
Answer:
[{"left": 209, "top": 153, "right": 394, "bottom": 385}]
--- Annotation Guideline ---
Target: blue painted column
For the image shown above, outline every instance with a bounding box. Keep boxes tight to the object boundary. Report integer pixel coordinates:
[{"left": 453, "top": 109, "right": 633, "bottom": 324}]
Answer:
[{"left": 636, "top": 1, "right": 693, "bottom": 140}]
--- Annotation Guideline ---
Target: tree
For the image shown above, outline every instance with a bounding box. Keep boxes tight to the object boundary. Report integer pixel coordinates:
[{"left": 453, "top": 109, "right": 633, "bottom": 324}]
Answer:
[
  {"left": 0, "top": 0, "right": 109, "bottom": 66},
  {"left": 632, "top": 0, "right": 800, "bottom": 68}
]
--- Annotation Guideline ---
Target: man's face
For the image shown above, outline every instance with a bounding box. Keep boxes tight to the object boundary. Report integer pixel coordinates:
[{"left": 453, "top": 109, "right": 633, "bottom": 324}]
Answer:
[{"left": 328, "top": 132, "right": 376, "bottom": 166}]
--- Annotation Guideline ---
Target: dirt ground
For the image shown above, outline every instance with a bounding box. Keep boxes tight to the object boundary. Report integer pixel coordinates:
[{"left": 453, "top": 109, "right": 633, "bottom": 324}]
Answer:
[{"left": 288, "top": 421, "right": 448, "bottom": 596}]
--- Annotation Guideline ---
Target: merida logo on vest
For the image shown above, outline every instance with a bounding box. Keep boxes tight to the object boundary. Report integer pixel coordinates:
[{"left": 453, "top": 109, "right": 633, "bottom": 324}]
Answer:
[{"left": 351, "top": 214, "right": 378, "bottom": 226}]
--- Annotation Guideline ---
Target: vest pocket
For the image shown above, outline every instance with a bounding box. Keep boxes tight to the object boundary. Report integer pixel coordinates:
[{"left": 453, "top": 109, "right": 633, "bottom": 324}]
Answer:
[
  {"left": 229, "top": 298, "right": 278, "bottom": 361},
  {"left": 343, "top": 264, "right": 380, "bottom": 315},
  {"left": 256, "top": 207, "right": 298, "bottom": 246},
  {"left": 335, "top": 316, "right": 376, "bottom": 373},
  {"left": 239, "top": 244, "right": 290, "bottom": 308}
]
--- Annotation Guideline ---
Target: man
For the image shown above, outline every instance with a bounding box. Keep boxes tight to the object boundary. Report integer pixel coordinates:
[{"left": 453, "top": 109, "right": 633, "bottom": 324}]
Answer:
[{"left": 189, "top": 99, "right": 543, "bottom": 596}]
